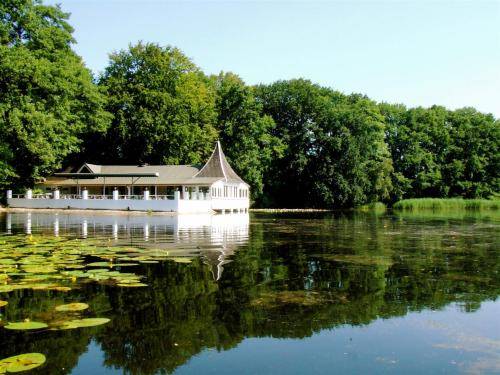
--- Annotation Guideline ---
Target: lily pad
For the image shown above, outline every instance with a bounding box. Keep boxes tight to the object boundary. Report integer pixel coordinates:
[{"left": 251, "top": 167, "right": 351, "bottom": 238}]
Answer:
[
  {"left": 0, "top": 300, "right": 7, "bottom": 308},
  {"left": 116, "top": 283, "right": 148, "bottom": 288},
  {"left": 0, "top": 286, "right": 14, "bottom": 293},
  {"left": 4, "top": 321, "right": 48, "bottom": 331},
  {"left": 0, "top": 353, "right": 46, "bottom": 373},
  {"left": 60, "top": 318, "right": 110, "bottom": 329},
  {"left": 55, "top": 303, "right": 89, "bottom": 312}
]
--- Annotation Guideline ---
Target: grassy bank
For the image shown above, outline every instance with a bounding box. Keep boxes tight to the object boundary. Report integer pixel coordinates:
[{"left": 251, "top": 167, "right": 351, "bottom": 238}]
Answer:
[{"left": 393, "top": 198, "right": 499, "bottom": 211}]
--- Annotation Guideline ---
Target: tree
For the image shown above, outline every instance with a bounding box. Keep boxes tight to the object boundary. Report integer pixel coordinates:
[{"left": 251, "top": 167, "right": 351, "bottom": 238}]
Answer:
[
  {"left": 444, "top": 108, "right": 499, "bottom": 198},
  {"left": 381, "top": 103, "right": 499, "bottom": 200},
  {"left": 211, "top": 72, "right": 284, "bottom": 203},
  {"left": 0, "top": 0, "right": 109, "bottom": 189},
  {"left": 255, "top": 79, "right": 393, "bottom": 208},
  {"left": 97, "top": 42, "right": 218, "bottom": 165}
]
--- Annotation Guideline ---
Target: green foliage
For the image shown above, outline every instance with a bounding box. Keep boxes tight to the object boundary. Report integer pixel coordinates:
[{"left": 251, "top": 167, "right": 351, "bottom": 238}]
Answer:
[
  {"left": 0, "top": 0, "right": 109, "bottom": 190},
  {"left": 393, "top": 198, "right": 500, "bottom": 211},
  {"left": 381, "top": 104, "right": 499, "bottom": 201},
  {"left": 444, "top": 108, "right": 499, "bottom": 197},
  {"left": 96, "top": 42, "right": 218, "bottom": 165},
  {"left": 255, "top": 79, "right": 393, "bottom": 208},
  {"left": 211, "top": 72, "right": 284, "bottom": 202}
]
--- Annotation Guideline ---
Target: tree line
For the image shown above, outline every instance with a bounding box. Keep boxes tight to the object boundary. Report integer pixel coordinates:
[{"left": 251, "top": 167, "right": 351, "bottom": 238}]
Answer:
[{"left": 1, "top": 0, "right": 498, "bottom": 208}]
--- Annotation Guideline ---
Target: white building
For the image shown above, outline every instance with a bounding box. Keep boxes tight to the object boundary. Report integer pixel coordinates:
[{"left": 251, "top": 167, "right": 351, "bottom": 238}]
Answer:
[{"left": 6, "top": 142, "right": 250, "bottom": 214}]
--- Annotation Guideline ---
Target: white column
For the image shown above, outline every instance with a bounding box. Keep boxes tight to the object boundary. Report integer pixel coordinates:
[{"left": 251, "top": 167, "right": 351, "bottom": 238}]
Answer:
[
  {"left": 82, "top": 188, "right": 88, "bottom": 200},
  {"left": 127, "top": 186, "right": 131, "bottom": 197},
  {"left": 6, "top": 190, "right": 12, "bottom": 199},
  {"left": 54, "top": 216, "right": 59, "bottom": 237},
  {"left": 6, "top": 213, "right": 12, "bottom": 234},
  {"left": 53, "top": 189, "right": 60, "bottom": 199},
  {"left": 26, "top": 189, "right": 32, "bottom": 199},
  {"left": 82, "top": 220, "right": 88, "bottom": 238},
  {"left": 143, "top": 223, "right": 149, "bottom": 241},
  {"left": 25, "top": 213, "right": 31, "bottom": 234},
  {"left": 113, "top": 188, "right": 119, "bottom": 200},
  {"left": 174, "top": 190, "right": 181, "bottom": 201},
  {"left": 143, "top": 188, "right": 150, "bottom": 200}
]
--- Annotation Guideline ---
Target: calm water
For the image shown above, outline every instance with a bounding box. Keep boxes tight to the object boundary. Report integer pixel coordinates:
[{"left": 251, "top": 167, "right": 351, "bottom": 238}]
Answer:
[{"left": 0, "top": 210, "right": 499, "bottom": 374}]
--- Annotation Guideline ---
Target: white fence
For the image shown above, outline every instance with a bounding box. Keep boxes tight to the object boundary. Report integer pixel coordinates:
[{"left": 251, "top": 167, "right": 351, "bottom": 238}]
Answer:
[
  {"left": 7, "top": 189, "right": 212, "bottom": 213},
  {"left": 5, "top": 189, "right": 248, "bottom": 214}
]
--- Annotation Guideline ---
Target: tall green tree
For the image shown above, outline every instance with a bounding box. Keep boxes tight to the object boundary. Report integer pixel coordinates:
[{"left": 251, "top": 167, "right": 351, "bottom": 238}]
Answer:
[
  {"left": 211, "top": 72, "right": 284, "bottom": 202},
  {"left": 381, "top": 104, "right": 446, "bottom": 200},
  {"left": 97, "top": 42, "right": 218, "bottom": 165},
  {"left": 444, "top": 108, "right": 499, "bottom": 198},
  {"left": 0, "top": 0, "right": 109, "bottom": 190},
  {"left": 255, "top": 79, "right": 393, "bottom": 208},
  {"left": 381, "top": 103, "right": 499, "bottom": 200}
]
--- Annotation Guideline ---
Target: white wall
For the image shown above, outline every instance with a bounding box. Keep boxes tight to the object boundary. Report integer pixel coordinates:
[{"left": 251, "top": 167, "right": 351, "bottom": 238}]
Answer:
[
  {"left": 209, "top": 180, "right": 250, "bottom": 212},
  {"left": 178, "top": 198, "right": 213, "bottom": 213}
]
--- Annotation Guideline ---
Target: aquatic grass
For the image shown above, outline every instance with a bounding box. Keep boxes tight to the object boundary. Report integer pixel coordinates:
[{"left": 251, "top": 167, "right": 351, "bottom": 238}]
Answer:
[{"left": 393, "top": 198, "right": 500, "bottom": 212}]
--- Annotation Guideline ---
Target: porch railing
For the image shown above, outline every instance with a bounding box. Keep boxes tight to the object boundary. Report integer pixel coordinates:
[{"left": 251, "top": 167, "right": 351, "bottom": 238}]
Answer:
[{"left": 9, "top": 192, "right": 200, "bottom": 201}]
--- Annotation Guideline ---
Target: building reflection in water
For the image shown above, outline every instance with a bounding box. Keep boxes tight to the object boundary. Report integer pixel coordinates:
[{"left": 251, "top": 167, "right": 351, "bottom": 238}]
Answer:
[{"left": 2, "top": 211, "right": 249, "bottom": 281}]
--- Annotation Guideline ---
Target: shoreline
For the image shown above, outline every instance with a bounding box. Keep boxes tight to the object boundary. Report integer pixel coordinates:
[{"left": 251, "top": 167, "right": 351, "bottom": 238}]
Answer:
[{"left": 250, "top": 208, "right": 333, "bottom": 212}]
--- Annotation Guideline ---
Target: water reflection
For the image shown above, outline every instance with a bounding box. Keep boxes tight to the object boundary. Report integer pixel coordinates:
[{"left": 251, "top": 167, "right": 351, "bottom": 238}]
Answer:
[
  {"left": 0, "top": 211, "right": 498, "bottom": 374},
  {"left": 3, "top": 211, "right": 249, "bottom": 282}
]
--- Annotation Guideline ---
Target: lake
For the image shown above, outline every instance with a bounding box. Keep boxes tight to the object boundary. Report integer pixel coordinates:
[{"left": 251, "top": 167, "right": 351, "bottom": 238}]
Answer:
[{"left": 0, "top": 210, "right": 499, "bottom": 374}]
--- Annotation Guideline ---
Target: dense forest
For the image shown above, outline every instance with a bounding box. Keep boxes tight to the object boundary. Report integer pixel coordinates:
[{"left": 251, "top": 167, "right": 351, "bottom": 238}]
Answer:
[{"left": 1, "top": 0, "right": 498, "bottom": 208}]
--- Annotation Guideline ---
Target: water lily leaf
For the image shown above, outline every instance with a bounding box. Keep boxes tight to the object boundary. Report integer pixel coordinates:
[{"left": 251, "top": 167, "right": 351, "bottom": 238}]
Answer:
[
  {"left": 0, "top": 300, "right": 7, "bottom": 307},
  {"left": 0, "top": 286, "right": 14, "bottom": 293},
  {"left": 4, "top": 321, "right": 48, "bottom": 330},
  {"left": 0, "top": 259, "right": 16, "bottom": 265},
  {"left": 86, "top": 269, "right": 109, "bottom": 273},
  {"left": 55, "top": 303, "right": 89, "bottom": 312},
  {"left": 21, "top": 265, "right": 57, "bottom": 274},
  {"left": 169, "top": 257, "right": 192, "bottom": 263},
  {"left": 0, "top": 353, "right": 46, "bottom": 373},
  {"left": 116, "top": 283, "right": 148, "bottom": 287},
  {"left": 86, "top": 262, "right": 112, "bottom": 267},
  {"left": 64, "top": 265, "right": 85, "bottom": 269},
  {"left": 60, "top": 318, "right": 110, "bottom": 329}
]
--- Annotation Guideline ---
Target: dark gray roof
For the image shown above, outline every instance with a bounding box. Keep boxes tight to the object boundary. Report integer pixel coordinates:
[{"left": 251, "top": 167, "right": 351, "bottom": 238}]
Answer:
[
  {"left": 195, "top": 141, "right": 245, "bottom": 184},
  {"left": 45, "top": 165, "right": 212, "bottom": 186},
  {"left": 42, "top": 142, "right": 247, "bottom": 187}
]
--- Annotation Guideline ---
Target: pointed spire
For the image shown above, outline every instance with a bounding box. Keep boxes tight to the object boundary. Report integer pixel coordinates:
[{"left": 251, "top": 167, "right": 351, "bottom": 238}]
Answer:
[{"left": 195, "top": 141, "right": 244, "bottom": 183}]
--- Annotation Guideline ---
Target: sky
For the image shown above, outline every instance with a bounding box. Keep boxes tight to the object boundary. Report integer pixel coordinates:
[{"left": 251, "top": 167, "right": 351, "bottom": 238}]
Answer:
[{"left": 45, "top": 0, "right": 500, "bottom": 117}]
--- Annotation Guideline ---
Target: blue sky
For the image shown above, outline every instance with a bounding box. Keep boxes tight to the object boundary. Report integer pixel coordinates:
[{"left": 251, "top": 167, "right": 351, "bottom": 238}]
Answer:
[{"left": 46, "top": 0, "right": 500, "bottom": 117}]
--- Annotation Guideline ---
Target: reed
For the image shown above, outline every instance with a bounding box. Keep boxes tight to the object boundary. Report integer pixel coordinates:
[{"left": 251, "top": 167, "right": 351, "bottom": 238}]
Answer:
[{"left": 393, "top": 198, "right": 499, "bottom": 211}]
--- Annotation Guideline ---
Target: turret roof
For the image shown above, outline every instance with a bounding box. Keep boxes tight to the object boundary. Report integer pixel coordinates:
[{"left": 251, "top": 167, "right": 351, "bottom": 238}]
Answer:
[{"left": 195, "top": 141, "right": 245, "bottom": 184}]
